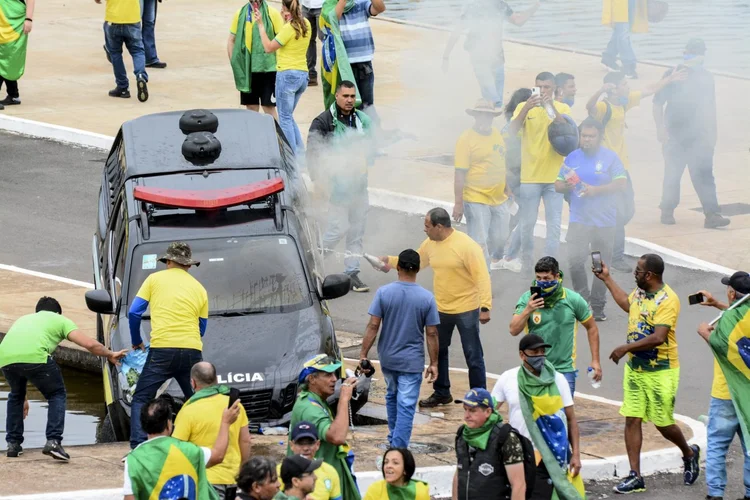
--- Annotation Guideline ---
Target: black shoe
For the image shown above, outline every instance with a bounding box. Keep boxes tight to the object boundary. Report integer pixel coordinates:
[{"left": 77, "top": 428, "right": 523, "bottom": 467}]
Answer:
[
  {"left": 684, "top": 444, "right": 700, "bottom": 485},
  {"left": 103, "top": 44, "right": 111, "bottom": 64},
  {"left": 611, "top": 260, "right": 633, "bottom": 273},
  {"left": 624, "top": 66, "right": 639, "bottom": 79},
  {"left": 6, "top": 442, "right": 23, "bottom": 457},
  {"left": 308, "top": 78, "right": 318, "bottom": 87},
  {"left": 108, "top": 87, "right": 130, "bottom": 98},
  {"left": 347, "top": 271, "right": 369, "bottom": 293},
  {"left": 661, "top": 211, "right": 676, "bottom": 225},
  {"left": 418, "top": 392, "right": 453, "bottom": 408},
  {"left": 705, "top": 496, "right": 722, "bottom": 500},
  {"left": 0, "top": 103, "right": 4, "bottom": 110},
  {"left": 594, "top": 312, "right": 607, "bottom": 322},
  {"left": 146, "top": 61, "right": 167, "bottom": 69},
  {"left": 42, "top": 439, "right": 70, "bottom": 461},
  {"left": 705, "top": 213, "right": 730, "bottom": 229},
  {"left": 0, "top": 96, "right": 21, "bottom": 106},
  {"left": 601, "top": 56, "right": 621, "bottom": 71},
  {"left": 613, "top": 470, "right": 645, "bottom": 494},
  {"left": 136, "top": 75, "right": 149, "bottom": 102}
]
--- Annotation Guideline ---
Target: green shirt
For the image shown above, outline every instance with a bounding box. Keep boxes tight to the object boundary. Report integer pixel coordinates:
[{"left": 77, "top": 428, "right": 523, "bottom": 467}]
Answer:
[
  {"left": 0, "top": 311, "right": 77, "bottom": 368},
  {"left": 514, "top": 288, "right": 592, "bottom": 373},
  {"left": 275, "top": 492, "right": 302, "bottom": 500}
]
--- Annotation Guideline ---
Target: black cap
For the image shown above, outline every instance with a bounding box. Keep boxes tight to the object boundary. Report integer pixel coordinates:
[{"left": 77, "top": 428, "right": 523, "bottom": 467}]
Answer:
[
  {"left": 280, "top": 455, "right": 323, "bottom": 485},
  {"left": 397, "top": 249, "right": 420, "bottom": 272},
  {"left": 685, "top": 38, "right": 706, "bottom": 56},
  {"left": 519, "top": 334, "right": 552, "bottom": 352},
  {"left": 721, "top": 271, "right": 750, "bottom": 294},
  {"left": 291, "top": 421, "right": 319, "bottom": 442}
]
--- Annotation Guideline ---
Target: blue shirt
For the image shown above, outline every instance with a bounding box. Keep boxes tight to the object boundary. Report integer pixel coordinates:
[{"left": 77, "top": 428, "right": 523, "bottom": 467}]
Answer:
[
  {"left": 368, "top": 281, "right": 440, "bottom": 373},
  {"left": 339, "top": 0, "right": 374, "bottom": 64},
  {"left": 558, "top": 147, "right": 626, "bottom": 228}
]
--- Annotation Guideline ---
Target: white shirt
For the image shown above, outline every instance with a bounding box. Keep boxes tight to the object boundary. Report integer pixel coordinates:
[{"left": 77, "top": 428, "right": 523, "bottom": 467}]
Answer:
[
  {"left": 122, "top": 436, "right": 212, "bottom": 495},
  {"left": 491, "top": 367, "right": 574, "bottom": 445},
  {"left": 301, "top": 0, "right": 323, "bottom": 11}
]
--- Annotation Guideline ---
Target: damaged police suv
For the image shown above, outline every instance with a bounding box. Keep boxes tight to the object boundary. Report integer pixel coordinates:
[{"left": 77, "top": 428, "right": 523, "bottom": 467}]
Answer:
[{"left": 85, "top": 109, "right": 362, "bottom": 440}]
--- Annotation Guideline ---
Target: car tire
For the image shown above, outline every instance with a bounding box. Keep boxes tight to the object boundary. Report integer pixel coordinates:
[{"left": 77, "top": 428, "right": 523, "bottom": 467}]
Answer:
[{"left": 106, "top": 402, "right": 131, "bottom": 442}]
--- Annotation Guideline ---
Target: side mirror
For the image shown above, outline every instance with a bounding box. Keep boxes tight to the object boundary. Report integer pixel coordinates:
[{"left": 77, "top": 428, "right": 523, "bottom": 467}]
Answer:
[
  {"left": 85, "top": 289, "right": 115, "bottom": 315},
  {"left": 321, "top": 274, "right": 351, "bottom": 301}
]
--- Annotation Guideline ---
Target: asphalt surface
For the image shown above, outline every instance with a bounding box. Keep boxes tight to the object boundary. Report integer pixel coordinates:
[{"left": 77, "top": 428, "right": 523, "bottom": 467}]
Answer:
[{"left": 1, "top": 132, "right": 748, "bottom": 499}]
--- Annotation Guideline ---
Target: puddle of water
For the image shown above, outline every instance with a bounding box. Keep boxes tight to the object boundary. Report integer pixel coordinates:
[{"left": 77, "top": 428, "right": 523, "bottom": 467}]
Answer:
[{"left": 0, "top": 367, "right": 105, "bottom": 451}]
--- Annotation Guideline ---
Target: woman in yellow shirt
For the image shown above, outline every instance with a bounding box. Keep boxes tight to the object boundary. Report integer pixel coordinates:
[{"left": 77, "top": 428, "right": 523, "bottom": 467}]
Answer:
[
  {"left": 256, "top": 0, "right": 311, "bottom": 154},
  {"left": 364, "top": 448, "right": 430, "bottom": 500}
]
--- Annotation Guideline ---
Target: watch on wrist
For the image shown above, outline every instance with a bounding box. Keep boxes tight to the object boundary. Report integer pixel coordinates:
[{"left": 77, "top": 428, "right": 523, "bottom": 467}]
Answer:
[{"left": 480, "top": 307, "right": 490, "bottom": 312}]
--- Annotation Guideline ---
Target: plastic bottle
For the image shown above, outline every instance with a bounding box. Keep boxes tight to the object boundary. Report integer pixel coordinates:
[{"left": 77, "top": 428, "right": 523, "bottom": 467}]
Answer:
[
  {"left": 364, "top": 253, "right": 391, "bottom": 272},
  {"left": 543, "top": 101, "right": 557, "bottom": 120},
  {"left": 560, "top": 165, "right": 586, "bottom": 197},
  {"left": 587, "top": 367, "right": 601, "bottom": 389}
]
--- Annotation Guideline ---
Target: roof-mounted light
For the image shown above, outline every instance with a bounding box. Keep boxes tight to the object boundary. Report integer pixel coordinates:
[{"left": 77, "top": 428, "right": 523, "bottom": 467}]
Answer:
[{"left": 134, "top": 178, "right": 284, "bottom": 210}]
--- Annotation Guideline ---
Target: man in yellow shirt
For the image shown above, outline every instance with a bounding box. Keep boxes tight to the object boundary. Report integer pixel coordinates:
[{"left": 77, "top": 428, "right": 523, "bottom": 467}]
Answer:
[
  {"left": 95, "top": 0, "right": 149, "bottom": 102},
  {"left": 509, "top": 72, "right": 571, "bottom": 273},
  {"left": 278, "top": 422, "right": 342, "bottom": 500},
  {"left": 600, "top": 0, "right": 649, "bottom": 78},
  {"left": 172, "top": 362, "right": 251, "bottom": 500},
  {"left": 377, "top": 207, "right": 491, "bottom": 407},
  {"left": 128, "top": 242, "right": 209, "bottom": 450},
  {"left": 452, "top": 99, "right": 511, "bottom": 269}
]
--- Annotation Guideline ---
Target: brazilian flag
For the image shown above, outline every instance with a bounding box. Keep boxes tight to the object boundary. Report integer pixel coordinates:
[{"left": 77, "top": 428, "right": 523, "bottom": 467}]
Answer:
[
  {"left": 319, "top": 0, "right": 360, "bottom": 109},
  {"left": 0, "top": 0, "right": 28, "bottom": 81},
  {"left": 709, "top": 299, "right": 750, "bottom": 456}
]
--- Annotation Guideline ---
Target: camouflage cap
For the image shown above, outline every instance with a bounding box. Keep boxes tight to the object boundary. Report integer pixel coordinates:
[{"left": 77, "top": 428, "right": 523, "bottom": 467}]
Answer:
[{"left": 159, "top": 242, "right": 200, "bottom": 267}]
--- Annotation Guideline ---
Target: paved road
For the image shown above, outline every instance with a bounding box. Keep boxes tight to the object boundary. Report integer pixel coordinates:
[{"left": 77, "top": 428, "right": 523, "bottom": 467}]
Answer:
[{"left": 2, "top": 132, "right": 748, "bottom": 499}]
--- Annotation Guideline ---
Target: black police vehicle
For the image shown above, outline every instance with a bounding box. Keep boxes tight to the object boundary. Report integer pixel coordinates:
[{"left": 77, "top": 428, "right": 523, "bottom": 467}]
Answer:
[{"left": 85, "top": 109, "right": 362, "bottom": 440}]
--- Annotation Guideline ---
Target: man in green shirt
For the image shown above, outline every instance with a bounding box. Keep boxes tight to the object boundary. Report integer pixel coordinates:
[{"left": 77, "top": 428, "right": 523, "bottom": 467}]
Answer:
[
  {"left": 0, "top": 296, "right": 127, "bottom": 460},
  {"left": 290, "top": 354, "right": 360, "bottom": 500},
  {"left": 509, "top": 257, "right": 601, "bottom": 396}
]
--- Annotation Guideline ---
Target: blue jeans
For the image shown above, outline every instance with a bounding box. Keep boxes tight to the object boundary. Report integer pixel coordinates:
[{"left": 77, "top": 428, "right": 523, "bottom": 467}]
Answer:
[
  {"left": 129, "top": 347, "right": 202, "bottom": 448},
  {"left": 464, "top": 201, "right": 511, "bottom": 265},
  {"left": 3, "top": 358, "right": 67, "bottom": 444},
  {"left": 276, "top": 70, "right": 308, "bottom": 154},
  {"left": 435, "top": 309, "right": 486, "bottom": 397},
  {"left": 322, "top": 192, "right": 368, "bottom": 274},
  {"left": 518, "top": 183, "right": 563, "bottom": 270},
  {"left": 139, "top": 0, "right": 159, "bottom": 64},
  {"left": 382, "top": 368, "right": 422, "bottom": 448},
  {"left": 706, "top": 397, "right": 750, "bottom": 498},
  {"left": 470, "top": 55, "right": 505, "bottom": 108},
  {"left": 562, "top": 371, "right": 577, "bottom": 397},
  {"left": 602, "top": 0, "right": 636, "bottom": 67},
  {"left": 104, "top": 22, "right": 147, "bottom": 90}
]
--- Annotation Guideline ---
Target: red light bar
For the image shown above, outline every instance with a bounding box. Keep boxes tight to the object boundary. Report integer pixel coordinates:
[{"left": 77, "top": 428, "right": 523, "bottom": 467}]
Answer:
[{"left": 134, "top": 178, "right": 284, "bottom": 209}]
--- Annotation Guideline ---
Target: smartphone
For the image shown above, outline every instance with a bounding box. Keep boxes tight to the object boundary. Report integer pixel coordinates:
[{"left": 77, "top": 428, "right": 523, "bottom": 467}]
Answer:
[
  {"left": 530, "top": 286, "right": 542, "bottom": 298},
  {"left": 688, "top": 292, "right": 705, "bottom": 305},
  {"left": 591, "top": 251, "right": 603, "bottom": 273},
  {"left": 228, "top": 387, "right": 240, "bottom": 409},
  {"left": 531, "top": 87, "right": 541, "bottom": 97}
]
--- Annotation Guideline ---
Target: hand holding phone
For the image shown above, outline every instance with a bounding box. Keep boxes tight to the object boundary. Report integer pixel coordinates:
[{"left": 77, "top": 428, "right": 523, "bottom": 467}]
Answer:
[
  {"left": 228, "top": 387, "right": 240, "bottom": 409},
  {"left": 688, "top": 292, "right": 705, "bottom": 305},
  {"left": 591, "top": 251, "right": 603, "bottom": 274}
]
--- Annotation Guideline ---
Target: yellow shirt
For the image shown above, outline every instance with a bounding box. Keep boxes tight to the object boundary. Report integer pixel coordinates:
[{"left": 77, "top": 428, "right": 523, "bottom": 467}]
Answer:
[
  {"left": 626, "top": 284, "right": 680, "bottom": 371},
  {"left": 602, "top": 0, "right": 648, "bottom": 32},
  {"left": 363, "top": 480, "right": 430, "bottom": 500},
  {"left": 591, "top": 91, "right": 642, "bottom": 170},
  {"left": 105, "top": 0, "right": 140, "bottom": 24},
  {"left": 275, "top": 20, "right": 312, "bottom": 72},
  {"left": 277, "top": 461, "right": 342, "bottom": 500},
  {"left": 512, "top": 101, "right": 572, "bottom": 184},
  {"left": 455, "top": 127, "right": 508, "bottom": 206},
  {"left": 711, "top": 359, "right": 731, "bottom": 399},
  {"left": 135, "top": 268, "right": 209, "bottom": 351},
  {"left": 388, "top": 230, "right": 491, "bottom": 314},
  {"left": 172, "top": 393, "right": 249, "bottom": 485},
  {"left": 230, "top": 5, "right": 285, "bottom": 53}
]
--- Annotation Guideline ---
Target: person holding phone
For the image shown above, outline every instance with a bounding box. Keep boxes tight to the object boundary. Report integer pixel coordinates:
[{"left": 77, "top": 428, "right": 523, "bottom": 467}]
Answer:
[{"left": 172, "top": 362, "right": 252, "bottom": 500}]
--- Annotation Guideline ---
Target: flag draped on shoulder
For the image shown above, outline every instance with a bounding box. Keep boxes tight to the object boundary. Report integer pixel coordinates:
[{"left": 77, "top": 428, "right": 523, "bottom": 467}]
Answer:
[
  {"left": 709, "top": 300, "right": 750, "bottom": 456},
  {"left": 319, "top": 0, "right": 360, "bottom": 109},
  {"left": 0, "top": 0, "right": 28, "bottom": 81}
]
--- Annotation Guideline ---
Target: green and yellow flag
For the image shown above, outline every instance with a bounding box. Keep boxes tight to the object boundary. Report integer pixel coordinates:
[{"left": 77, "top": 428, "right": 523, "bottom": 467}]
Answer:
[
  {"left": 0, "top": 0, "right": 28, "bottom": 81},
  {"left": 319, "top": 0, "right": 360, "bottom": 109},
  {"left": 709, "top": 299, "right": 750, "bottom": 456}
]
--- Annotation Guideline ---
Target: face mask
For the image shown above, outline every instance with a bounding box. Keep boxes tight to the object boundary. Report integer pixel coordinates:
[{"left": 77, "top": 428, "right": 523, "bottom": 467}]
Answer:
[
  {"left": 618, "top": 96, "right": 629, "bottom": 106},
  {"left": 683, "top": 54, "right": 704, "bottom": 67},
  {"left": 526, "top": 355, "right": 546, "bottom": 372},
  {"left": 535, "top": 279, "right": 559, "bottom": 297},
  {"left": 562, "top": 97, "right": 575, "bottom": 107}
]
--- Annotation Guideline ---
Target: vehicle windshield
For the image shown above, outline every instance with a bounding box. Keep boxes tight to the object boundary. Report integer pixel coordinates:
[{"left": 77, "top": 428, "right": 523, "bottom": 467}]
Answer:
[{"left": 129, "top": 236, "right": 311, "bottom": 314}]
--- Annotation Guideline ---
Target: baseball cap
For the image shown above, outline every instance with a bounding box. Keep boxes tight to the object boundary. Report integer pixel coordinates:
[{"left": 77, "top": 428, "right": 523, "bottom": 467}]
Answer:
[
  {"left": 297, "top": 354, "right": 342, "bottom": 384},
  {"left": 721, "top": 271, "right": 750, "bottom": 294},
  {"left": 519, "top": 334, "right": 552, "bottom": 352},
  {"left": 455, "top": 388, "right": 493, "bottom": 408},
  {"left": 280, "top": 455, "right": 323, "bottom": 485},
  {"left": 685, "top": 38, "right": 706, "bottom": 56},
  {"left": 291, "top": 421, "right": 319, "bottom": 442},
  {"left": 397, "top": 249, "right": 420, "bottom": 272}
]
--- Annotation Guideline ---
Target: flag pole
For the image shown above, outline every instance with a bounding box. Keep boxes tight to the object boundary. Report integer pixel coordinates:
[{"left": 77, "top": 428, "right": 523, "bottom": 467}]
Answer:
[{"left": 709, "top": 292, "right": 750, "bottom": 326}]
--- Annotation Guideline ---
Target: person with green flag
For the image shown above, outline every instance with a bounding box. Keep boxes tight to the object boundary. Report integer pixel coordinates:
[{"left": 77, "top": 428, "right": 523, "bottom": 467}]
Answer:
[
  {"left": 123, "top": 395, "right": 241, "bottom": 500},
  {"left": 696, "top": 271, "right": 750, "bottom": 500},
  {"left": 452, "top": 387, "right": 528, "bottom": 500},
  {"left": 363, "top": 448, "right": 429, "bottom": 500},
  {"left": 0, "top": 0, "right": 34, "bottom": 109},
  {"left": 289, "top": 354, "right": 361, "bottom": 500},
  {"left": 492, "top": 334, "right": 584, "bottom": 500},
  {"left": 228, "top": 0, "right": 284, "bottom": 119}
]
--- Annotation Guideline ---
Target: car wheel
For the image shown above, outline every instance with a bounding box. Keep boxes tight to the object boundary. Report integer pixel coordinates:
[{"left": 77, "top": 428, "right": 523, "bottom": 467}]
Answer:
[{"left": 106, "top": 402, "right": 131, "bottom": 442}]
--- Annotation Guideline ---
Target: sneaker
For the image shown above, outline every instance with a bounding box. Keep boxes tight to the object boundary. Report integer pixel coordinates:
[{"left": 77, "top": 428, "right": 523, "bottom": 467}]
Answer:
[
  {"left": 6, "top": 442, "right": 23, "bottom": 457},
  {"left": 502, "top": 258, "right": 522, "bottom": 273},
  {"left": 490, "top": 259, "right": 505, "bottom": 271},
  {"left": 613, "top": 470, "right": 645, "bottom": 494},
  {"left": 418, "top": 392, "right": 452, "bottom": 408},
  {"left": 661, "top": 211, "right": 676, "bottom": 225},
  {"left": 348, "top": 271, "right": 369, "bottom": 293},
  {"left": 684, "top": 444, "right": 700, "bottom": 485},
  {"left": 594, "top": 312, "right": 607, "bottom": 322},
  {"left": 103, "top": 44, "right": 111, "bottom": 64},
  {"left": 136, "top": 75, "right": 149, "bottom": 103},
  {"left": 42, "top": 439, "right": 70, "bottom": 461},
  {"left": 705, "top": 214, "right": 730, "bottom": 229},
  {"left": 601, "top": 56, "right": 621, "bottom": 71},
  {"left": 308, "top": 78, "right": 318, "bottom": 87},
  {"left": 108, "top": 87, "right": 130, "bottom": 99},
  {"left": 611, "top": 260, "right": 633, "bottom": 273},
  {"left": 0, "top": 96, "right": 21, "bottom": 106},
  {"left": 146, "top": 61, "right": 167, "bottom": 69},
  {"left": 624, "top": 67, "right": 639, "bottom": 79}
]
